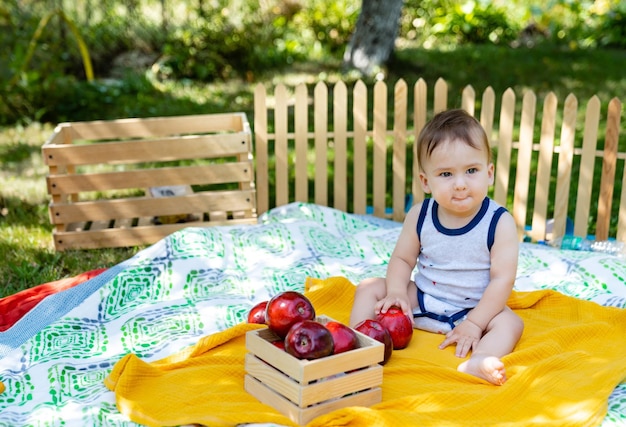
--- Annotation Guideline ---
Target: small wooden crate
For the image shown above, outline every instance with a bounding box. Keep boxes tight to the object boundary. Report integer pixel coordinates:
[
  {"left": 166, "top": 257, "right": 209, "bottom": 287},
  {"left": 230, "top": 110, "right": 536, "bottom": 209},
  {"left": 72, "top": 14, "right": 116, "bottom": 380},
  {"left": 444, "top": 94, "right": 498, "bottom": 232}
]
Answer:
[
  {"left": 42, "top": 113, "right": 256, "bottom": 251},
  {"left": 244, "top": 316, "right": 384, "bottom": 425}
]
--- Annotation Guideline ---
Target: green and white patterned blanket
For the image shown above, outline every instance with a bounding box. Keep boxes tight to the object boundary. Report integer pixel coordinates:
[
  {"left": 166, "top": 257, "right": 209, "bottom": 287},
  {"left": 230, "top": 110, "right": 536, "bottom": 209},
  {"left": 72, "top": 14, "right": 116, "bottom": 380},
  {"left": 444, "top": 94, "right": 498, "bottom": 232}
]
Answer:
[{"left": 0, "top": 202, "right": 624, "bottom": 426}]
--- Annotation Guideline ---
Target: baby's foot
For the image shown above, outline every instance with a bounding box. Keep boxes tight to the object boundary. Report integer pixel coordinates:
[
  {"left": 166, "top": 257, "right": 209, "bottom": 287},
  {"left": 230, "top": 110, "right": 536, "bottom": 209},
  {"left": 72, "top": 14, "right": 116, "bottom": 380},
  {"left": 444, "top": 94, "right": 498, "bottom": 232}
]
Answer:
[{"left": 458, "top": 354, "right": 506, "bottom": 385}]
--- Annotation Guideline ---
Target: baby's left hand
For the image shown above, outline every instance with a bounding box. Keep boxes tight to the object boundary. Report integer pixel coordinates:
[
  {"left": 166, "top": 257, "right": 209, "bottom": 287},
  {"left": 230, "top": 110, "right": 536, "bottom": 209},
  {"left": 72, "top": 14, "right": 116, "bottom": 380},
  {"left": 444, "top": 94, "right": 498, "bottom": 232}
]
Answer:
[{"left": 438, "top": 319, "right": 482, "bottom": 358}]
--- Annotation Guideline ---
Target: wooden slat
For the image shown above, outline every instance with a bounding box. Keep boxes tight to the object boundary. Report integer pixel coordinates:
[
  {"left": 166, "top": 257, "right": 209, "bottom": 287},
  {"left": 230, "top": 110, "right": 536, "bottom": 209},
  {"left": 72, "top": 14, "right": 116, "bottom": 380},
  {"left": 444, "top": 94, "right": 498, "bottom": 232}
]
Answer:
[
  {"left": 372, "top": 80, "right": 387, "bottom": 218},
  {"left": 254, "top": 84, "right": 269, "bottom": 215},
  {"left": 412, "top": 79, "right": 427, "bottom": 205},
  {"left": 294, "top": 83, "right": 309, "bottom": 203},
  {"left": 245, "top": 355, "right": 382, "bottom": 407},
  {"left": 314, "top": 82, "right": 329, "bottom": 206},
  {"left": 48, "top": 126, "right": 66, "bottom": 210},
  {"left": 244, "top": 375, "right": 381, "bottom": 426},
  {"left": 462, "top": 85, "right": 475, "bottom": 116},
  {"left": 60, "top": 113, "right": 245, "bottom": 141},
  {"left": 353, "top": 80, "right": 368, "bottom": 215},
  {"left": 236, "top": 114, "right": 255, "bottom": 219},
  {"left": 49, "top": 190, "right": 255, "bottom": 224},
  {"left": 512, "top": 91, "right": 537, "bottom": 239},
  {"left": 47, "top": 162, "right": 253, "bottom": 194},
  {"left": 573, "top": 96, "right": 601, "bottom": 238},
  {"left": 552, "top": 94, "right": 578, "bottom": 239},
  {"left": 274, "top": 84, "right": 289, "bottom": 207},
  {"left": 530, "top": 92, "right": 558, "bottom": 242},
  {"left": 62, "top": 125, "right": 78, "bottom": 203},
  {"left": 493, "top": 89, "right": 516, "bottom": 206},
  {"left": 53, "top": 217, "right": 257, "bottom": 251},
  {"left": 481, "top": 87, "right": 496, "bottom": 148},
  {"left": 392, "top": 79, "right": 408, "bottom": 222},
  {"left": 44, "top": 133, "right": 250, "bottom": 166},
  {"left": 44, "top": 124, "right": 68, "bottom": 146},
  {"left": 334, "top": 81, "right": 348, "bottom": 212},
  {"left": 596, "top": 97, "right": 622, "bottom": 240},
  {"left": 433, "top": 78, "right": 447, "bottom": 114},
  {"left": 52, "top": 128, "right": 76, "bottom": 234}
]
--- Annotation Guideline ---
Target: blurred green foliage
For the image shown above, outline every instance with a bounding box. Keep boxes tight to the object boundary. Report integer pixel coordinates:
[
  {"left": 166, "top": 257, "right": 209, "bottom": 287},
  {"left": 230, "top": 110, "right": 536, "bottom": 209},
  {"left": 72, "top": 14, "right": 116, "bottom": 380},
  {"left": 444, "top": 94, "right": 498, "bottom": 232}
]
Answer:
[
  {"left": 401, "top": 1, "right": 519, "bottom": 45},
  {"left": 0, "top": 0, "right": 624, "bottom": 126}
]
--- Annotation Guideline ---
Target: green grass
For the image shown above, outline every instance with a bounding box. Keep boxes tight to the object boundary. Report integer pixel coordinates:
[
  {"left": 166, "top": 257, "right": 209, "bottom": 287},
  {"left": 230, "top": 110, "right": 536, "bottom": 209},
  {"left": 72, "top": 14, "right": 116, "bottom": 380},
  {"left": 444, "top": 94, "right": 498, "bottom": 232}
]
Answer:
[
  {"left": 389, "top": 43, "right": 626, "bottom": 103},
  {"left": 1, "top": 44, "right": 625, "bottom": 298}
]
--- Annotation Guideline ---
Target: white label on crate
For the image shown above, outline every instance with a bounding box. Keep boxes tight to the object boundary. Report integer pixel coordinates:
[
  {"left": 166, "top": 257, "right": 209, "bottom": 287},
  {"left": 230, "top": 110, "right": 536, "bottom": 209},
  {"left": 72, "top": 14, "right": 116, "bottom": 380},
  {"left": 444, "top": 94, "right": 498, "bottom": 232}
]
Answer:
[{"left": 150, "top": 185, "right": 190, "bottom": 198}]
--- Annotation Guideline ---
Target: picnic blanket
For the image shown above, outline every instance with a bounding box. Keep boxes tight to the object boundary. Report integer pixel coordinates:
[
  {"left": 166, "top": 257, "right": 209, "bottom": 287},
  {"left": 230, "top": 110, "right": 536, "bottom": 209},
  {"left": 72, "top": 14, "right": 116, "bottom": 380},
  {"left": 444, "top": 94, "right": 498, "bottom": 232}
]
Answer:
[
  {"left": 0, "top": 202, "right": 625, "bottom": 426},
  {"left": 105, "top": 276, "right": 626, "bottom": 427},
  {"left": 0, "top": 268, "right": 106, "bottom": 332}
]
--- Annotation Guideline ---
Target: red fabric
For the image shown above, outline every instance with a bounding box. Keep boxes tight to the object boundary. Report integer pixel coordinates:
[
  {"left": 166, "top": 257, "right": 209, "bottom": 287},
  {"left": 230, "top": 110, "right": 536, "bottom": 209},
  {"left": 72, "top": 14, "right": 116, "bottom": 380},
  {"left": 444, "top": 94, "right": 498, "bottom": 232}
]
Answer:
[{"left": 0, "top": 268, "right": 107, "bottom": 332}]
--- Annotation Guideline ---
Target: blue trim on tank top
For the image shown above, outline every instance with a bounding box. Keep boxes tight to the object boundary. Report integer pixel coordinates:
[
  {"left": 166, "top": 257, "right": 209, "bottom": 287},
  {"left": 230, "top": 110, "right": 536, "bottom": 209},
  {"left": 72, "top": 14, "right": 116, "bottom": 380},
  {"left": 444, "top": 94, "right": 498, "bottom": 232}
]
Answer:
[{"left": 432, "top": 197, "right": 490, "bottom": 236}]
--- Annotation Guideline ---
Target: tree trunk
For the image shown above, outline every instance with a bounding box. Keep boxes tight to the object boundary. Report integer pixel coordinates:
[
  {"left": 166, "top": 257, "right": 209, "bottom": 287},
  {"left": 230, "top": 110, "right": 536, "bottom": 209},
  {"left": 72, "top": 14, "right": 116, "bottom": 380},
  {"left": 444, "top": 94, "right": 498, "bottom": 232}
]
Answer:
[
  {"left": 161, "top": 0, "right": 168, "bottom": 32},
  {"left": 343, "top": 0, "right": 404, "bottom": 75}
]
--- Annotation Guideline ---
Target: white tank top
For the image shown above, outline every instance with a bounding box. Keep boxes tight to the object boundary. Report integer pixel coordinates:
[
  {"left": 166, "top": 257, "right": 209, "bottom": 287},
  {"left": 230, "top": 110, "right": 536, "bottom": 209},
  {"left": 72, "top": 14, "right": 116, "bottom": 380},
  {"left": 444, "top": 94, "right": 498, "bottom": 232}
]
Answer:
[{"left": 414, "top": 197, "right": 507, "bottom": 308}]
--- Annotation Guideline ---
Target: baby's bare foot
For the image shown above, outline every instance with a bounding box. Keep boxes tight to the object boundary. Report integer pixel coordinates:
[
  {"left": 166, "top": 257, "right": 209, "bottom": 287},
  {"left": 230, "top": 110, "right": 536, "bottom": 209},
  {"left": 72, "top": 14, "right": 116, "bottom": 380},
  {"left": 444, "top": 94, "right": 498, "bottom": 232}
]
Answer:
[{"left": 458, "top": 354, "right": 506, "bottom": 385}]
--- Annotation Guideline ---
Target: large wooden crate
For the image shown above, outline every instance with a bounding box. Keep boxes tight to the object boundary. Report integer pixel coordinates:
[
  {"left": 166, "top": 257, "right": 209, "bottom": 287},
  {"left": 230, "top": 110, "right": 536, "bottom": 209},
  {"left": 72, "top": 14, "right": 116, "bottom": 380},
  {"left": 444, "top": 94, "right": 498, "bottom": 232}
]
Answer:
[
  {"left": 244, "top": 316, "right": 384, "bottom": 425},
  {"left": 43, "top": 113, "right": 256, "bottom": 251}
]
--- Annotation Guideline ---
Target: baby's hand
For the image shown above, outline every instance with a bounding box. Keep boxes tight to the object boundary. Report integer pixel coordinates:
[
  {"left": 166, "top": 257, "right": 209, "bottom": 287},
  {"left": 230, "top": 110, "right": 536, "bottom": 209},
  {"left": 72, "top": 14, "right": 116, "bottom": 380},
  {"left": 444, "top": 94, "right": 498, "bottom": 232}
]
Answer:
[
  {"left": 375, "top": 294, "right": 412, "bottom": 318},
  {"left": 438, "top": 319, "right": 482, "bottom": 358}
]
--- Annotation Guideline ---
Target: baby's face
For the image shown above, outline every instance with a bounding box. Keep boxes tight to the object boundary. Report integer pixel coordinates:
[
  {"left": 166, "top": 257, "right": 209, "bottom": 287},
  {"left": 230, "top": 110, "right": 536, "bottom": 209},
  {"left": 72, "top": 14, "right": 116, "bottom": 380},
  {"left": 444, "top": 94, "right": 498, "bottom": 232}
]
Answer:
[{"left": 419, "top": 139, "right": 494, "bottom": 219}]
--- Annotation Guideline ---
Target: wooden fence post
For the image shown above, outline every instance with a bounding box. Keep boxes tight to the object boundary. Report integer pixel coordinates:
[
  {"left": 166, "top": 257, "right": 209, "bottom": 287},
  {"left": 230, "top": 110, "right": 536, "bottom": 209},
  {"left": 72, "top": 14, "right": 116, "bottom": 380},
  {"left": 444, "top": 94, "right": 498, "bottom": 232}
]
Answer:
[
  {"left": 295, "top": 83, "right": 309, "bottom": 203},
  {"left": 314, "top": 82, "right": 329, "bottom": 206},
  {"left": 573, "top": 95, "right": 600, "bottom": 239},
  {"left": 334, "top": 81, "right": 349, "bottom": 212},
  {"left": 493, "top": 89, "right": 515, "bottom": 207},
  {"left": 530, "top": 92, "right": 558, "bottom": 242},
  {"left": 253, "top": 83, "right": 268, "bottom": 215},
  {"left": 598, "top": 97, "right": 622, "bottom": 240},
  {"left": 552, "top": 93, "right": 578, "bottom": 240},
  {"left": 353, "top": 80, "right": 368, "bottom": 215},
  {"left": 513, "top": 91, "right": 537, "bottom": 240},
  {"left": 412, "top": 79, "right": 427, "bottom": 205},
  {"left": 392, "top": 79, "right": 408, "bottom": 222}
]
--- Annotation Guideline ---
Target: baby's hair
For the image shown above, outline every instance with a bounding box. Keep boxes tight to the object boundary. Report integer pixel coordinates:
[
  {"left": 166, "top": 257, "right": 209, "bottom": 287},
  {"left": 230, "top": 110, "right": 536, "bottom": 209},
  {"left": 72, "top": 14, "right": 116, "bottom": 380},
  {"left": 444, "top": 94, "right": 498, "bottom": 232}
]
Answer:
[{"left": 417, "top": 109, "right": 491, "bottom": 170}]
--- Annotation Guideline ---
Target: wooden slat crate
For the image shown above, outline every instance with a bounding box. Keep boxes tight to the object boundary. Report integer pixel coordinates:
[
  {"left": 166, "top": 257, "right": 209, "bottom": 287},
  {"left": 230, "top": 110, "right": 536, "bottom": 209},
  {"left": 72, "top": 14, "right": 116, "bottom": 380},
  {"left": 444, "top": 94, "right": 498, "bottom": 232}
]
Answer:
[
  {"left": 43, "top": 113, "right": 256, "bottom": 251},
  {"left": 244, "top": 315, "right": 384, "bottom": 425}
]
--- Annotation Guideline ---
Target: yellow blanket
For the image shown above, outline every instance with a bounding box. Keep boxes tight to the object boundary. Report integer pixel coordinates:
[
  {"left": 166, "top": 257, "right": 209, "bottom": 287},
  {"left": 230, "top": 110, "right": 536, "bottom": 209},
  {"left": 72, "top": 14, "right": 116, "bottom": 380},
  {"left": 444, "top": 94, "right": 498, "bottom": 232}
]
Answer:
[{"left": 105, "top": 276, "right": 626, "bottom": 427}]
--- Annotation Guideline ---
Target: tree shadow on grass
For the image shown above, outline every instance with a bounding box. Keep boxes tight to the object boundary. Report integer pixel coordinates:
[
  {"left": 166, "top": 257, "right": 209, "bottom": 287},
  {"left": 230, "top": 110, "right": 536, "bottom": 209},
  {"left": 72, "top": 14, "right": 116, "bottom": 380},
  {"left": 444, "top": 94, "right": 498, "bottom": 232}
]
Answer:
[
  {"left": 3, "top": 70, "right": 259, "bottom": 126},
  {"left": 0, "top": 233, "right": 138, "bottom": 297},
  {"left": 388, "top": 44, "right": 626, "bottom": 104},
  {"left": 83, "top": 72, "right": 256, "bottom": 123},
  {"left": 0, "top": 141, "right": 41, "bottom": 165}
]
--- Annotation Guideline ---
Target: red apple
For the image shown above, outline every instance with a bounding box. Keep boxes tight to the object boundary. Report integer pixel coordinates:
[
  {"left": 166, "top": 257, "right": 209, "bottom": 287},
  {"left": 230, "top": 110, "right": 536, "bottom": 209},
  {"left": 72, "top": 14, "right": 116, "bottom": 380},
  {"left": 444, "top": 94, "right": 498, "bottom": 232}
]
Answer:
[
  {"left": 284, "top": 320, "right": 334, "bottom": 360},
  {"left": 325, "top": 321, "right": 359, "bottom": 354},
  {"left": 247, "top": 301, "right": 268, "bottom": 324},
  {"left": 265, "top": 291, "right": 316, "bottom": 338},
  {"left": 354, "top": 319, "right": 393, "bottom": 365},
  {"left": 376, "top": 306, "right": 413, "bottom": 350}
]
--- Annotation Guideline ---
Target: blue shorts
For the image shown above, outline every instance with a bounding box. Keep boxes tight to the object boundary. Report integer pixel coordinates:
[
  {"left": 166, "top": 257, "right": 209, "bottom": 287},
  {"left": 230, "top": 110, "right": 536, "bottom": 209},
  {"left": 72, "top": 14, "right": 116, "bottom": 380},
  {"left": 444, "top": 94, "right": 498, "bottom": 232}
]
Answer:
[{"left": 412, "top": 288, "right": 471, "bottom": 334}]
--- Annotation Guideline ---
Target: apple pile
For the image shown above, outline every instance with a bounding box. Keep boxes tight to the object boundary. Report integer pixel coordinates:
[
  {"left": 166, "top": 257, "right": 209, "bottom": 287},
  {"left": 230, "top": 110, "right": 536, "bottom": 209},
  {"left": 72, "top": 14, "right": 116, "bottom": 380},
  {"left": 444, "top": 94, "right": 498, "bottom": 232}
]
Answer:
[
  {"left": 247, "top": 292, "right": 413, "bottom": 364},
  {"left": 247, "top": 291, "right": 360, "bottom": 360}
]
